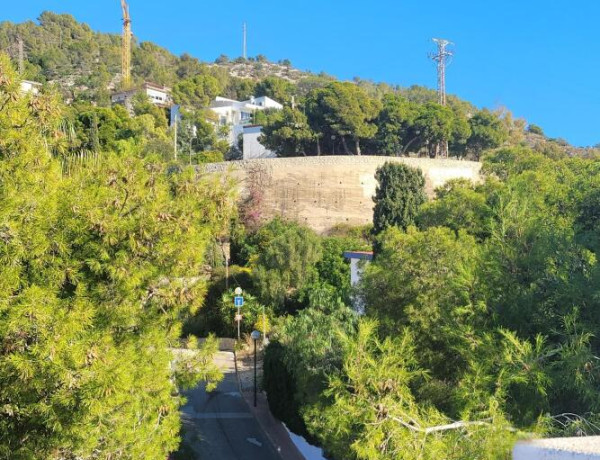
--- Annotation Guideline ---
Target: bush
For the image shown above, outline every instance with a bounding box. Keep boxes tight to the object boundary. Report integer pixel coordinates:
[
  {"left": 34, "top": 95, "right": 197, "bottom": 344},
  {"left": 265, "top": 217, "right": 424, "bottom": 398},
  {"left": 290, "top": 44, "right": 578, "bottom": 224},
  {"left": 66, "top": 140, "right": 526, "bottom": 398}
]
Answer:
[
  {"left": 197, "top": 150, "right": 224, "bottom": 164},
  {"left": 263, "top": 341, "right": 307, "bottom": 435}
]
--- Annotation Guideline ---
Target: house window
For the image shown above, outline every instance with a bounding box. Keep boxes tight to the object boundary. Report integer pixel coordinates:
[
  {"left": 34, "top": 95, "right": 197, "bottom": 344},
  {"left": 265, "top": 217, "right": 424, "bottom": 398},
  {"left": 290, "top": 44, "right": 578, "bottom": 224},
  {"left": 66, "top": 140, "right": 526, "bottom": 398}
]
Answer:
[{"left": 241, "top": 112, "right": 251, "bottom": 120}]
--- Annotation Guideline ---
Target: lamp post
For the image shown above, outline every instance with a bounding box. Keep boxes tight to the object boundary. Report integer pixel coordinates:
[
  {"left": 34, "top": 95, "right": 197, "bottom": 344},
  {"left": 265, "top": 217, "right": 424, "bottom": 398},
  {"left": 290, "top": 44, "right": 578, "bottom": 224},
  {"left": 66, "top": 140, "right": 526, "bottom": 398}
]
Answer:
[
  {"left": 234, "top": 287, "right": 243, "bottom": 341},
  {"left": 251, "top": 330, "right": 261, "bottom": 407},
  {"left": 262, "top": 304, "right": 267, "bottom": 346}
]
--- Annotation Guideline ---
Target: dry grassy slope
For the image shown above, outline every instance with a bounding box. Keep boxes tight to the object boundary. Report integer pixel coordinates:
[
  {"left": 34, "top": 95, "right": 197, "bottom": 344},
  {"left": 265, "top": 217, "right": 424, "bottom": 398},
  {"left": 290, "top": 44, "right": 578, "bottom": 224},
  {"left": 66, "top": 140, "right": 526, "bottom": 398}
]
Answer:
[{"left": 203, "top": 156, "right": 482, "bottom": 234}]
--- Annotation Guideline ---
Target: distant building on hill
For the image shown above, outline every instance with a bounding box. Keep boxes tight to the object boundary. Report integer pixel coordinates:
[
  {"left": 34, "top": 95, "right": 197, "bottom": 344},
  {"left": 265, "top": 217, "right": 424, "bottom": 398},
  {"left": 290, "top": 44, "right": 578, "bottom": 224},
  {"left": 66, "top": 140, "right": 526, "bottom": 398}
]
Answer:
[
  {"left": 20, "top": 80, "right": 42, "bottom": 95},
  {"left": 111, "top": 82, "right": 173, "bottom": 111},
  {"left": 209, "top": 96, "right": 282, "bottom": 155}
]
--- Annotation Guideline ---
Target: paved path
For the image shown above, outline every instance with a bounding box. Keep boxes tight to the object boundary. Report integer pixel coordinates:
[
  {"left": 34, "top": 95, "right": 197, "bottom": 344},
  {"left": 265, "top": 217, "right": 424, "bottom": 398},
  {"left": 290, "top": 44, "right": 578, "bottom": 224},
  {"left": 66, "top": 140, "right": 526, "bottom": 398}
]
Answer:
[{"left": 178, "top": 351, "right": 282, "bottom": 460}]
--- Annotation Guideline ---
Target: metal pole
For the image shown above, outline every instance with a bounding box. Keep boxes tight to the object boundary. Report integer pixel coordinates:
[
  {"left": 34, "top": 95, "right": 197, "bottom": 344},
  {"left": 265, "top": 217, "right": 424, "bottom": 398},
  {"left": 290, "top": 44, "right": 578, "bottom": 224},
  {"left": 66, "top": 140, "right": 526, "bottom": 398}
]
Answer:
[
  {"left": 173, "top": 119, "right": 178, "bottom": 161},
  {"left": 253, "top": 338, "right": 257, "bottom": 407},
  {"left": 237, "top": 307, "right": 241, "bottom": 341},
  {"left": 262, "top": 305, "right": 266, "bottom": 345}
]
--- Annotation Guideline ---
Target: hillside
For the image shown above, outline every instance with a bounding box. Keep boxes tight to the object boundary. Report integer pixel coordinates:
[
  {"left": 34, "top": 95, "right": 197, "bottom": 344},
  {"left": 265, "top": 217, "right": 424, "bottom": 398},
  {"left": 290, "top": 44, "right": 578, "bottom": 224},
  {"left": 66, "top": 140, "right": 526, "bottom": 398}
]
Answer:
[
  {"left": 1, "top": 11, "right": 596, "bottom": 159},
  {"left": 0, "top": 12, "right": 319, "bottom": 102}
]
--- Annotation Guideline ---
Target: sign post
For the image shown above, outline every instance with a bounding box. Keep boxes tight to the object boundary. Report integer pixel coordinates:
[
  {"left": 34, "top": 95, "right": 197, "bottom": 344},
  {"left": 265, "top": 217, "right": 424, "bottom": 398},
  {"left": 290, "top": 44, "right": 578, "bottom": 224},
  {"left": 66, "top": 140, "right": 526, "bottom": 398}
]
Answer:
[{"left": 234, "top": 288, "right": 244, "bottom": 341}]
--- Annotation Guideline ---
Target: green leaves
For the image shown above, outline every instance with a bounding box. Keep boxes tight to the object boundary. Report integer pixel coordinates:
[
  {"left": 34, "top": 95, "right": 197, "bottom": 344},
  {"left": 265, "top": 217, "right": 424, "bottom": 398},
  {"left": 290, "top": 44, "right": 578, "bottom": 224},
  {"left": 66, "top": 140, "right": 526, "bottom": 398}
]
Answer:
[
  {"left": 0, "top": 56, "right": 233, "bottom": 459},
  {"left": 259, "top": 107, "right": 317, "bottom": 157},
  {"left": 252, "top": 219, "right": 322, "bottom": 310},
  {"left": 372, "top": 162, "right": 426, "bottom": 237}
]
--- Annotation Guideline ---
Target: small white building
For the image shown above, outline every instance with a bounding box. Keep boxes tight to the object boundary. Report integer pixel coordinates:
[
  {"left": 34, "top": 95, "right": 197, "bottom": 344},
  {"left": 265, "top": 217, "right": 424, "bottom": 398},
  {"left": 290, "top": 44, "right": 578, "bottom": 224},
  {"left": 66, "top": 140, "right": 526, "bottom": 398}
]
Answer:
[
  {"left": 343, "top": 251, "right": 374, "bottom": 314},
  {"left": 111, "top": 82, "right": 173, "bottom": 110},
  {"left": 242, "top": 125, "right": 276, "bottom": 159},
  {"left": 20, "top": 80, "right": 42, "bottom": 95},
  {"left": 209, "top": 95, "right": 283, "bottom": 146}
]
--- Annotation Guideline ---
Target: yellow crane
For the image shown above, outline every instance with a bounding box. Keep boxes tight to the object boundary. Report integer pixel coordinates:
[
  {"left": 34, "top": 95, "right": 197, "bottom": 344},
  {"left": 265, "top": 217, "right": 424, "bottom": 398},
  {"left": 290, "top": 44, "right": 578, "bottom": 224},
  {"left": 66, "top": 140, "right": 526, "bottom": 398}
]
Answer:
[{"left": 120, "top": 0, "right": 132, "bottom": 88}]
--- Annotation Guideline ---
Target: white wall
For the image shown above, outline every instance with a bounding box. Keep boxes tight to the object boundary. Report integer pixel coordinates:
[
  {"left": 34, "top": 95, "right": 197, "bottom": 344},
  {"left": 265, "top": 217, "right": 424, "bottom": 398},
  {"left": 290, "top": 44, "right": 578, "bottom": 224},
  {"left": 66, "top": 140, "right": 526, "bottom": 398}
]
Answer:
[
  {"left": 243, "top": 126, "right": 276, "bottom": 159},
  {"left": 513, "top": 437, "right": 600, "bottom": 459},
  {"left": 144, "top": 87, "right": 170, "bottom": 105},
  {"left": 20, "top": 81, "right": 41, "bottom": 95}
]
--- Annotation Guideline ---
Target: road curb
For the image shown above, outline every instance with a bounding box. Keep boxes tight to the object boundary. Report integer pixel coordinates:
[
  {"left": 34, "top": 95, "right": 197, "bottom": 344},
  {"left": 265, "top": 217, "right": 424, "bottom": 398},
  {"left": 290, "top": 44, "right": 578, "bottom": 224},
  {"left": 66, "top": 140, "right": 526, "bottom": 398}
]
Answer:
[
  {"left": 233, "top": 349, "right": 305, "bottom": 460},
  {"left": 233, "top": 348, "right": 243, "bottom": 394}
]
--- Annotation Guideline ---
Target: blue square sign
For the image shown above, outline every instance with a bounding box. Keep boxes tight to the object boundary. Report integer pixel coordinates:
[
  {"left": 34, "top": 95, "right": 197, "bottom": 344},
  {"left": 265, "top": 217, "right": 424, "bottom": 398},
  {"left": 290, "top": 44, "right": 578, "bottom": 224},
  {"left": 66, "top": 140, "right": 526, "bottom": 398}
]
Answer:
[{"left": 234, "top": 296, "right": 244, "bottom": 307}]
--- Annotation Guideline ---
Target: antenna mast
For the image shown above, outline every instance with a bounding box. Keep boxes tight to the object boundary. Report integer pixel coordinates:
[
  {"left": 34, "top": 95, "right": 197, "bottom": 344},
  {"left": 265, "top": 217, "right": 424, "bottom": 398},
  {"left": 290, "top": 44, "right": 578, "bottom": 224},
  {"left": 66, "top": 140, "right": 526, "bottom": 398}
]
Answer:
[
  {"left": 17, "top": 37, "right": 24, "bottom": 75},
  {"left": 430, "top": 38, "right": 453, "bottom": 106},
  {"left": 120, "top": 0, "right": 132, "bottom": 88},
  {"left": 243, "top": 22, "right": 247, "bottom": 59},
  {"left": 429, "top": 38, "right": 453, "bottom": 157}
]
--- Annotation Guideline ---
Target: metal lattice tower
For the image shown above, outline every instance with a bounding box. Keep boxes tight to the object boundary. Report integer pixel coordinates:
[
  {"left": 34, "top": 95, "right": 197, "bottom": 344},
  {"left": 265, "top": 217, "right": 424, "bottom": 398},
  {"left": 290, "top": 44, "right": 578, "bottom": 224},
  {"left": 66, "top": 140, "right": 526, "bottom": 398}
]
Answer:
[
  {"left": 429, "top": 38, "right": 453, "bottom": 157},
  {"left": 430, "top": 38, "right": 453, "bottom": 106},
  {"left": 120, "top": 0, "right": 132, "bottom": 88}
]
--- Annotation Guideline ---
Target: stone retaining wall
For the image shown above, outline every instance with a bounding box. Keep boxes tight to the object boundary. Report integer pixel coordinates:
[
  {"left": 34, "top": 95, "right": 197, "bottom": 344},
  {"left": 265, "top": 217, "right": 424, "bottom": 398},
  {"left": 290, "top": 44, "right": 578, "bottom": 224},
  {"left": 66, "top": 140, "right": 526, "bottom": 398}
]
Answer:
[{"left": 201, "top": 156, "right": 482, "bottom": 234}]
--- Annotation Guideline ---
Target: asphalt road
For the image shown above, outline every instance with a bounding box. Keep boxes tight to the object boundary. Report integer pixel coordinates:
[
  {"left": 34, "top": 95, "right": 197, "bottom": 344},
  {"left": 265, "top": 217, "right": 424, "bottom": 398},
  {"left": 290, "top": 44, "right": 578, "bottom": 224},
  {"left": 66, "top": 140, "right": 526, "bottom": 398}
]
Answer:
[{"left": 178, "top": 351, "right": 282, "bottom": 460}]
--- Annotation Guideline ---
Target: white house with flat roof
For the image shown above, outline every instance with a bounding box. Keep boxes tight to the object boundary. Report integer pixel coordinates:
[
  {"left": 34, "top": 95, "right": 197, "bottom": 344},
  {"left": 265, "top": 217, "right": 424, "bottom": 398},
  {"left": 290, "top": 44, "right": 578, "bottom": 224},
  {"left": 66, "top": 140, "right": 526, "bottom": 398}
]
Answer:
[
  {"left": 111, "top": 82, "right": 173, "bottom": 111},
  {"left": 209, "top": 95, "right": 283, "bottom": 147}
]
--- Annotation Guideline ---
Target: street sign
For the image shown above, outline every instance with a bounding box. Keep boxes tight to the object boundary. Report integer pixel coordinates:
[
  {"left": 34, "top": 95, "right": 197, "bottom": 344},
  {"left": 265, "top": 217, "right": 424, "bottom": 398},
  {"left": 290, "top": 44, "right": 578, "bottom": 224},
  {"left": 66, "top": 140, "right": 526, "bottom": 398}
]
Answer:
[
  {"left": 235, "top": 314, "right": 242, "bottom": 321},
  {"left": 234, "top": 296, "right": 244, "bottom": 307}
]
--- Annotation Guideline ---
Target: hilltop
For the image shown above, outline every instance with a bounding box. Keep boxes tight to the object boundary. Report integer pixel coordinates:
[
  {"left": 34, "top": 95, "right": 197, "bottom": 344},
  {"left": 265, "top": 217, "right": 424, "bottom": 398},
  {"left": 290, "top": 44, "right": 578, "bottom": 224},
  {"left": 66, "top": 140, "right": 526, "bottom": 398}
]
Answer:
[
  {"left": 0, "top": 11, "right": 321, "bottom": 102},
  {"left": 0, "top": 11, "right": 597, "bottom": 159}
]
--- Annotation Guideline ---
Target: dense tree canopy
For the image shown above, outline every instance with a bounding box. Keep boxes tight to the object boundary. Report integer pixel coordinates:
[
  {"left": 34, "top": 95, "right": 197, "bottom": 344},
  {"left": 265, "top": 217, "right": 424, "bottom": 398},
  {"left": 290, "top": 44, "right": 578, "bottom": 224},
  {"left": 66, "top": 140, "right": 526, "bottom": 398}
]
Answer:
[
  {"left": 306, "top": 82, "right": 381, "bottom": 155},
  {"left": 0, "top": 55, "right": 231, "bottom": 459},
  {"left": 259, "top": 107, "right": 317, "bottom": 156},
  {"left": 252, "top": 219, "right": 322, "bottom": 310}
]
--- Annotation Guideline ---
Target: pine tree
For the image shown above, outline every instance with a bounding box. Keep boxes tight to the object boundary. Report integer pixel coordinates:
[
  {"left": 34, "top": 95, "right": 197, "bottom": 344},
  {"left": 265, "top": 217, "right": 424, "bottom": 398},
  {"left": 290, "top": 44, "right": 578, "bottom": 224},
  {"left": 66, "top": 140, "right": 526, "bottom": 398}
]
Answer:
[{"left": 0, "top": 54, "right": 231, "bottom": 459}]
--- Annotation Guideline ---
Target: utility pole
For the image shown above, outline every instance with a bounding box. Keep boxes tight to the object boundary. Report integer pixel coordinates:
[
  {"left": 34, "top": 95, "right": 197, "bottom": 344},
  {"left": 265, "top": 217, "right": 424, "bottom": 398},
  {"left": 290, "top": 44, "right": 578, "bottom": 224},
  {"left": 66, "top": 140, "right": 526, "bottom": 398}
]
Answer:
[
  {"left": 120, "top": 0, "right": 132, "bottom": 88},
  {"left": 173, "top": 118, "right": 178, "bottom": 161},
  {"left": 242, "top": 22, "right": 247, "bottom": 59},
  {"left": 17, "top": 37, "right": 24, "bottom": 75},
  {"left": 429, "top": 38, "right": 453, "bottom": 157}
]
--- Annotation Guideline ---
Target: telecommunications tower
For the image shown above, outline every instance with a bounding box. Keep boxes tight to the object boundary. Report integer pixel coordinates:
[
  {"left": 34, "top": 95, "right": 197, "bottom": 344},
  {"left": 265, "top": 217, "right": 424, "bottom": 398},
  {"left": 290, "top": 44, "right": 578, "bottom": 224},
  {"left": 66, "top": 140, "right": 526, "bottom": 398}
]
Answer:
[
  {"left": 243, "top": 23, "right": 247, "bottom": 59},
  {"left": 430, "top": 38, "right": 453, "bottom": 106},
  {"left": 429, "top": 38, "right": 453, "bottom": 156}
]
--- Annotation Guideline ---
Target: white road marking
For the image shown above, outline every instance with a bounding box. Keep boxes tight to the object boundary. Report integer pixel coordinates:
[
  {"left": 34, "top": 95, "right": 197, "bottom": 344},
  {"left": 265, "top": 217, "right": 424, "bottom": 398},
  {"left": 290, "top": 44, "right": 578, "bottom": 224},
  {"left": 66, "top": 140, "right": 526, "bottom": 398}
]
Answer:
[{"left": 246, "top": 437, "right": 263, "bottom": 447}]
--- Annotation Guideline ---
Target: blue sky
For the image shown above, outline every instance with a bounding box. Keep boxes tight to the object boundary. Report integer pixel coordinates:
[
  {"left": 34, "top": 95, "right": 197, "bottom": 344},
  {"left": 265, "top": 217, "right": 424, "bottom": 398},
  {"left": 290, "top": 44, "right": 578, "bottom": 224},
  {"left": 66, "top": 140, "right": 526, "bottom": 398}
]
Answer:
[{"left": 3, "top": 1, "right": 599, "bottom": 146}]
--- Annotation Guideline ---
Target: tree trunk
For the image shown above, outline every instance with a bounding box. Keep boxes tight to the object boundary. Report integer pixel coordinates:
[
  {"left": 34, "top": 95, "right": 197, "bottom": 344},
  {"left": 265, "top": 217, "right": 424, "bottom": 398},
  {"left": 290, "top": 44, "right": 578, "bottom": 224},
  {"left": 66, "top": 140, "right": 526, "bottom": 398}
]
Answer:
[
  {"left": 316, "top": 138, "right": 321, "bottom": 156},
  {"left": 354, "top": 137, "right": 361, "bottom": 156},
  {"left": 341, "top": 136, "right": 351, "bottom": 155}
]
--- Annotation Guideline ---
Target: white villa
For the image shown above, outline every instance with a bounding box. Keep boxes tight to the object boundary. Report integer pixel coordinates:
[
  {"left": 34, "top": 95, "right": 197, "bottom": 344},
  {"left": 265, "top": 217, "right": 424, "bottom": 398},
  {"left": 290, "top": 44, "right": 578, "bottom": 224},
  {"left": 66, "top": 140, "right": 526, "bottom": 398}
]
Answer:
[
  {"left": 209, "top": 95, "right": 282, "bottom": 158},
  {"left": 111, "top": 82, "right": 173, "bottom": 110}
]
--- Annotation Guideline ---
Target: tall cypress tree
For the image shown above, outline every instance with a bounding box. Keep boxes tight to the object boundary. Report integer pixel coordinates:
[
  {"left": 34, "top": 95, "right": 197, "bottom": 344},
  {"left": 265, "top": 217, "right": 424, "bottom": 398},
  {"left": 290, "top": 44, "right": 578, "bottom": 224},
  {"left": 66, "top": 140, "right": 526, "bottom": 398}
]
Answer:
[{"left": 372, "top": 162, "right": 426, "bottom": 247}]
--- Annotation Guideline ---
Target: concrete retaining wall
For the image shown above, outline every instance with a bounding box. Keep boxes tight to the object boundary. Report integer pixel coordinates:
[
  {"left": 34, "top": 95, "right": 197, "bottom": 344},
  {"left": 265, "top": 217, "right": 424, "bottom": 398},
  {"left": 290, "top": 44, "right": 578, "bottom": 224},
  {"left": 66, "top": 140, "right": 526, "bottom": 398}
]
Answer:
[{"left": 201, "top": 156, "right": 482, "bottom": 234}]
